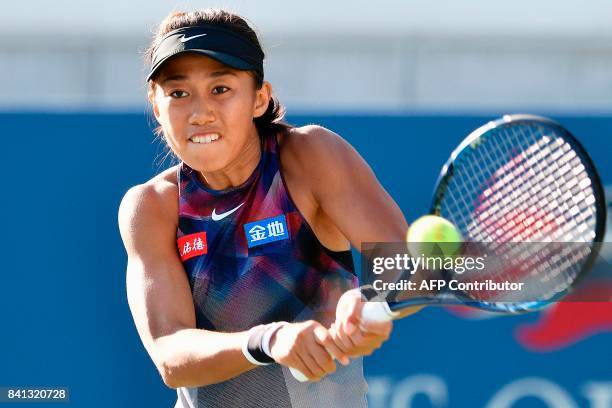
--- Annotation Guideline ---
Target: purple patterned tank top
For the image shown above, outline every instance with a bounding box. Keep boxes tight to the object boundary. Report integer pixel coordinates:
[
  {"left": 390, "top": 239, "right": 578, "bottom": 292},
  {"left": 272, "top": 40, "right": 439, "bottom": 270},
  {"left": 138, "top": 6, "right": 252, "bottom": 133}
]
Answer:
[{"left": 174, "top": 128, "right": 367, "bottom": 408}]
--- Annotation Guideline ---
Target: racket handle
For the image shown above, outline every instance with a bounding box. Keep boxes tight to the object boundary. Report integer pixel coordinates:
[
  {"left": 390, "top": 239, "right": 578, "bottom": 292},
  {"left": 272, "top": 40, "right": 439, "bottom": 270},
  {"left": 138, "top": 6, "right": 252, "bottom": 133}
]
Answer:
[
  {"left": 289, "top": 367, "right": 310, "bottom": 382},
  {"left": 361, "top": 301, "right": 396, "bottom": 323},
  {"left": 289, "top": 302, "right": 395, "bottom": 382}
]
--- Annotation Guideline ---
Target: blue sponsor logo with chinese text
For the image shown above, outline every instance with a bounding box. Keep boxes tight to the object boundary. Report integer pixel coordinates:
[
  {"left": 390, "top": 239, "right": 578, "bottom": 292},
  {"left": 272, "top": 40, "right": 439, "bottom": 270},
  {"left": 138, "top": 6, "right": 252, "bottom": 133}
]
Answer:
[{"left": 243, "top": 215, "right": 289, "bottom": 248}]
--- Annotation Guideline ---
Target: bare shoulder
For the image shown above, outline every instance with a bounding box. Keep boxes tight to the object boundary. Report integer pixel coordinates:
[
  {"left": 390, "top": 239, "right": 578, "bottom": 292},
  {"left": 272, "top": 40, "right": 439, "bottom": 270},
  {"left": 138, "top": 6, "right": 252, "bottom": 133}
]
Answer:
[
  {"left": 279, "top": 125, "right": 363, "bottom": 184},
  {"left": 280, "top": 124, "right": 351, "bottom": 160},
  {"left": 118, "top": 165, "right": 180, "bottom": 247},
  {"left": 279, "top": 125, "right": 356, "bottom": 181}
]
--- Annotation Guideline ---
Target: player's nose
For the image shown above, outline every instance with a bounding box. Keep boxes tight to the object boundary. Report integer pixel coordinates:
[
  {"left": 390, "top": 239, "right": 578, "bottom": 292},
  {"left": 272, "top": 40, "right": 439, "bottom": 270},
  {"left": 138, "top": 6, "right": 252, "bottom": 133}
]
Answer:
[{"left": 189, "top": 97, "right": 215, "bottom": 125}]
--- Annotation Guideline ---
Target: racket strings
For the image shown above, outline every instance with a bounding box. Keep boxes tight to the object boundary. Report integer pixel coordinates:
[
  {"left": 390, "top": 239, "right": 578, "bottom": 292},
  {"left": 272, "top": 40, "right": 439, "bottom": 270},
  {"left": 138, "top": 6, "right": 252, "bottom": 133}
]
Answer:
[
  {"left": 438, "top": 122, "right": 598, "bottom": 307},
  {"left": 447, "top": 125, "right": 596, "bottom": 243},
  {"left": 474, "top": 128, "right": 559, "bottom": 241}
]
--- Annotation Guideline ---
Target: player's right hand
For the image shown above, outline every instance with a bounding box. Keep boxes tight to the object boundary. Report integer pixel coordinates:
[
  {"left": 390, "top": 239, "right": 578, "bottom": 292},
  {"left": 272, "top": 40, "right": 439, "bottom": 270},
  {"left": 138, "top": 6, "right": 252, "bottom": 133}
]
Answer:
[
  {"left": 330, "top": 289, "right": 393, "bottom": 359},
  {"left": 269, "top": 320, "right": 349, "bottom": 381}
]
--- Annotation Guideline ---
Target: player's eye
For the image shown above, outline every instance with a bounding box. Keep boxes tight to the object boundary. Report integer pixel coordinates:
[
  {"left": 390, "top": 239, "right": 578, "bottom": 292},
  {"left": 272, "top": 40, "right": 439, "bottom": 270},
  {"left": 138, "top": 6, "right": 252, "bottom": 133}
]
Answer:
[
  {"left": 169, "top": 90, "right": 189, "bottom": 98},
  {"left": 212, "top": 86, "right": 230, "bottom": 95}
]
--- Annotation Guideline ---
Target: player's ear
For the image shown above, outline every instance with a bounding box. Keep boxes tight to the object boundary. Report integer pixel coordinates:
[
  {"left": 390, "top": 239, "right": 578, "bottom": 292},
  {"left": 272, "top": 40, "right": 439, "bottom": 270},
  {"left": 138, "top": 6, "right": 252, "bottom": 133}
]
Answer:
[
  {"left": 148, "top": 85, "right": 161, "bottom": 121},
  {"left": 253, "top": 81, "right": 272, "bottom": 118}
]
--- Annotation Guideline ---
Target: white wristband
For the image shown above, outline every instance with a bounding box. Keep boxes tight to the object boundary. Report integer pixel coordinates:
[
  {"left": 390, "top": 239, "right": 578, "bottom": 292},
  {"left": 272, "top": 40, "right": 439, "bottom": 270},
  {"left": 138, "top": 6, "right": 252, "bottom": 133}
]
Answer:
[
  {"left": 241, "top": 325, "right": 270, "bottom": 366},
  {"left": 262, "top": 322, "right": 287, "bottom": 358}
]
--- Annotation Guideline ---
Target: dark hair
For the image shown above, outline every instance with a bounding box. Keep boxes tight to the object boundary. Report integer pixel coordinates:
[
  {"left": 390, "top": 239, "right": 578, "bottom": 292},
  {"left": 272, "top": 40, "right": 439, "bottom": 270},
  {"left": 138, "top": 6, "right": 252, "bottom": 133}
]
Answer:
[{"left": 145, "top": 9, "right": 291, "bottom": 135}]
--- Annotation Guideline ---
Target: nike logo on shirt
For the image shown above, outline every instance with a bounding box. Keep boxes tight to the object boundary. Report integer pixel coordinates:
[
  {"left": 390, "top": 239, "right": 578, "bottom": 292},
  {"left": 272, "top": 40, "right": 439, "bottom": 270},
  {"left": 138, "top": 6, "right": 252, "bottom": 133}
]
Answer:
[{"left": 211, "top": 202, "right": 245, "bottom": 221}]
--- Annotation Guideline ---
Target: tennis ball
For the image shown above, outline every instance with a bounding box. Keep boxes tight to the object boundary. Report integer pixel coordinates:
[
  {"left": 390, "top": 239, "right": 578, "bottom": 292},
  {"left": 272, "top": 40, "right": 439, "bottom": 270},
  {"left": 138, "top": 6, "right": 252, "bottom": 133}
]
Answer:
[{"left": 407, "top": 215, "right": 463, "bottom": 259}]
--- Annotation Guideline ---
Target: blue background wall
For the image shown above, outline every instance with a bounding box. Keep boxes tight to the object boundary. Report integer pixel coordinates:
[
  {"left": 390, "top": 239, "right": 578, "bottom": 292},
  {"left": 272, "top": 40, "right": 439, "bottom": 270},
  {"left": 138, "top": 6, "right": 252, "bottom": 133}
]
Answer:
[{"left": 0, "top": 114, "right": 610, "bottom": 407}]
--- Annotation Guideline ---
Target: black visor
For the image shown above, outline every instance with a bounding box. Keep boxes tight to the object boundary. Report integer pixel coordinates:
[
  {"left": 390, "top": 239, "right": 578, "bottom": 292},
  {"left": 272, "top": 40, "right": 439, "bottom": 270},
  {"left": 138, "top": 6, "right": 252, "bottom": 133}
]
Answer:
[{"left": 147, "top": 24, "right": 264, "bottom": 82}]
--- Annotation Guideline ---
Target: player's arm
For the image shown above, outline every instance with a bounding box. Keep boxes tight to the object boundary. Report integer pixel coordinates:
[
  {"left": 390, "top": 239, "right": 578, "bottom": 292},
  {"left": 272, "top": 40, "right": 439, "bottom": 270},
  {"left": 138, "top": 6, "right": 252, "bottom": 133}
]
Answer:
[
  {"left": 308, "top": 129, "right": 424, "bottom": 321},
  {"left": 307, "top": 127, "right": 407, "bottom": 245},
  {"left": 118, "top": 183, "right": 256, "bottom": 388},
  {"left": 296, "top": 126, "right": 421, "bottom": 355},
  {"left": 118, "top": 182, "right": 344, "bottom": 386}
]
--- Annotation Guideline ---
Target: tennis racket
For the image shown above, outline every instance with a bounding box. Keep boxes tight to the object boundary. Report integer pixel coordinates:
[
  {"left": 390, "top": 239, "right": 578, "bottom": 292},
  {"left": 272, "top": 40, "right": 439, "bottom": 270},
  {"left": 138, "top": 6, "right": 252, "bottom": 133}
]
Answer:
[{"left": 290, "top": 114, "right": 606, "bottom": 382}]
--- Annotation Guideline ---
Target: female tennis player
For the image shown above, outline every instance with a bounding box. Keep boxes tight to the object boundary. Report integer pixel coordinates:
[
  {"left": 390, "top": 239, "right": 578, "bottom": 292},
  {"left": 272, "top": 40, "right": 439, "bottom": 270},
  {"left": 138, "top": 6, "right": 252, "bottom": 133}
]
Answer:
[{"left": 118, "top": 9, "right": 415, "bottom": 408}]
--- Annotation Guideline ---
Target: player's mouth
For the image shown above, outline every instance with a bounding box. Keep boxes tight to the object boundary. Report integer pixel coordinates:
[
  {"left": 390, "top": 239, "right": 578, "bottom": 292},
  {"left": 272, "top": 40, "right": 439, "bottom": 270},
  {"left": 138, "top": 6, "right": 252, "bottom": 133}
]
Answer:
[{"left": 189, "top": 133, "right": 220, "bottom": 144}]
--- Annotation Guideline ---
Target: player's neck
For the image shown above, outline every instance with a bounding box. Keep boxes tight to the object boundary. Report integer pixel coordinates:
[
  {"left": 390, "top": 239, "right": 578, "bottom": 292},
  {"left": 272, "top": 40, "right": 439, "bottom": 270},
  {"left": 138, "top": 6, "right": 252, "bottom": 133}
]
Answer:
[{"left": 197, "top": 129, "right": 262, "bottom": 191}]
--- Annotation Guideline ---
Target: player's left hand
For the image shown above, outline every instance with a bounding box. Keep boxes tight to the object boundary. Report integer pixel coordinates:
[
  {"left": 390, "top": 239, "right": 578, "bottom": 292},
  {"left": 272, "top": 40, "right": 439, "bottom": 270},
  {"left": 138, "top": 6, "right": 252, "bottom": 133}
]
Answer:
[{"left": 330, "top": 289, "right": 392, "bottom": 359}]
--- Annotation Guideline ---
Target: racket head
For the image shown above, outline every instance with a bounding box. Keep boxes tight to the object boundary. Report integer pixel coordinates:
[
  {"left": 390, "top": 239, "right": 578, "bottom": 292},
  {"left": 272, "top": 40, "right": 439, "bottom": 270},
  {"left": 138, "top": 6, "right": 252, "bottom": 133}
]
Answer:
[{"left": 429, "top": 114, "right": 607, "bottom": 313}]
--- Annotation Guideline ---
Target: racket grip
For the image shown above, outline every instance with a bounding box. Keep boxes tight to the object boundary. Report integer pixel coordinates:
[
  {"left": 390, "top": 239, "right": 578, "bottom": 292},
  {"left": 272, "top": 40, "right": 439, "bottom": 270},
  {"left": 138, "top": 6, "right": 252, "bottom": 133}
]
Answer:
[
  {"left": 361, "top": 301, "right": 396, "bottom": 323},
  {"left": 289, "top": 302, "right": 395, "bottom": 382},
  {"left": 289, "top": 367, "right": 310, "bottom": 382}
]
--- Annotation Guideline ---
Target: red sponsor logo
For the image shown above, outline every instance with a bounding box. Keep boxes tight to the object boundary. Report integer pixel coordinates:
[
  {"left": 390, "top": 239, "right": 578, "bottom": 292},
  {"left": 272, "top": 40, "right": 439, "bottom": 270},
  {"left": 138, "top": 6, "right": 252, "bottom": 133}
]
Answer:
[
  {"left": 177, "top": 232, "right": 207, "bottom": 261},
  {"left": 448, "top": 280, "right": 612, "bottom": 352},
  {"left": 515, "top": 282, "right": 612, "bottom": 352}
]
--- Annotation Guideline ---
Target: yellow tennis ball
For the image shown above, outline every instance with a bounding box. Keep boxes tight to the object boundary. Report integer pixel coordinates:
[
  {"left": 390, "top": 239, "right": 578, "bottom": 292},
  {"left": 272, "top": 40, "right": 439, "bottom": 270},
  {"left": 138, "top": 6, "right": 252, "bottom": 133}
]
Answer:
[{"left": 407, "top": 215, "right": 463, "bottom": 258}]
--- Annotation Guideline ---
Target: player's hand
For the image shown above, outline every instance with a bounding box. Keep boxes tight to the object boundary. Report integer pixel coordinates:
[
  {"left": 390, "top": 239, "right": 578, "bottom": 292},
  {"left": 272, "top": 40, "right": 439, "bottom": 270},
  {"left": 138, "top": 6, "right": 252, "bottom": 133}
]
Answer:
[
  {"left": 269, "top": 320, "right": 348, "bottom": 381},
  {"left": 331, "top": 289, "right": 393, "bottom": 358}
]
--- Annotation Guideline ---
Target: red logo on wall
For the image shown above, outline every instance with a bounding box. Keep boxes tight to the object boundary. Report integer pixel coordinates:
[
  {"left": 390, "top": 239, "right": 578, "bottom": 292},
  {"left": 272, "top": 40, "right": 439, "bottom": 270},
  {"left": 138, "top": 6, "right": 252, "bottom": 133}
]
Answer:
[{"left": 177, "top": 232, "right": 207, "bottom": 261}]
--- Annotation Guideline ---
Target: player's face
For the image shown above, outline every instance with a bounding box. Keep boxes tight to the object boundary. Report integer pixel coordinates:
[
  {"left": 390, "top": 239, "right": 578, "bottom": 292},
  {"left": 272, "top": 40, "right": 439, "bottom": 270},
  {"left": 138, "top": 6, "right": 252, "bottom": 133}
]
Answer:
[{"left": 150, "top": 54, "right": 270, "bottom": 173}]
